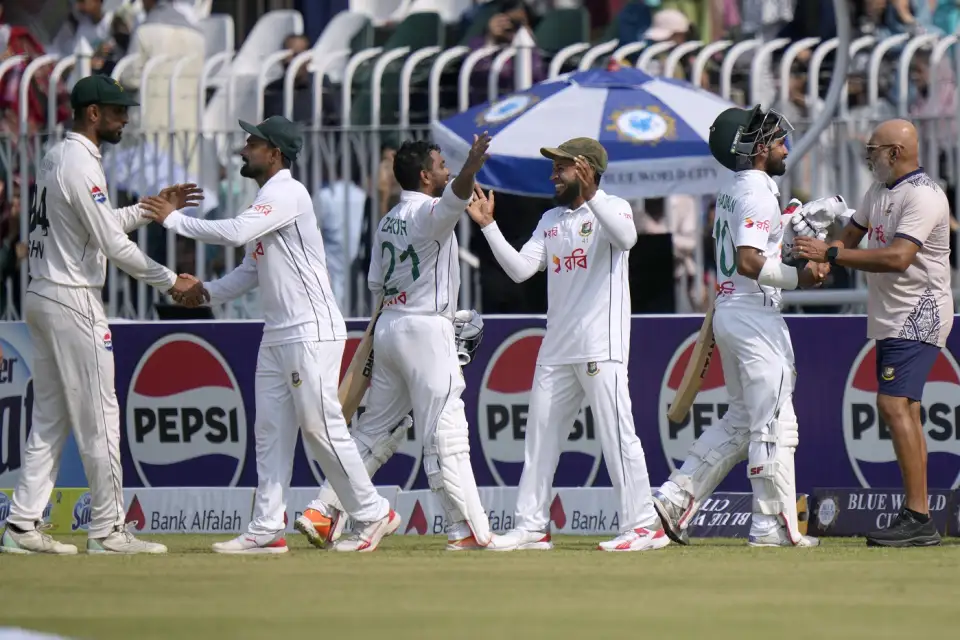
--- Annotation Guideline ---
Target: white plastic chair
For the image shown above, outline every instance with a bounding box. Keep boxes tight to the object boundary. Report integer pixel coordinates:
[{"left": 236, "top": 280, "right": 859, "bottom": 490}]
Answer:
[
  {"left": 312, "top": 11, "right": 372, "bottom": 83},
  {"left": 200, "top": 14, "right": 235, "bottom": 57},
  {"left": 407, "top": 0, "right": 472, "bottom": 23},
  {"left": 350, "top": 0, "right": 407, "bottom": 25}
]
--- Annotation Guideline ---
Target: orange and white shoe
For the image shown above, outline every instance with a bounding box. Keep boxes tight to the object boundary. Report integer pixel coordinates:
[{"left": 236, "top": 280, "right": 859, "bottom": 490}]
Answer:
[
  {"left": 446, "top": 534, "right": 489, "bottom": 551},
  {"left": 294, "top": 508, "right": 341, "bottom": 549},
  {"left": 597, "top": 526, "right": 670, "bottom": 552},
  {"left": 212, "top": 532, "right": 288, "bottom": 555},
  {"left": 333, "top": 509, "right": 401, "bottom": 553}
]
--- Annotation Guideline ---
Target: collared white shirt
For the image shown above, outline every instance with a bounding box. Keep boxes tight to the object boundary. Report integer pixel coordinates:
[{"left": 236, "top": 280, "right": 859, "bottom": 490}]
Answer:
[
  {"left": 27, "top": 132, "right": 175, "bottom": 292},
  {"left": 483, "top": 190, "right": 638, "bottom": 365},
  {"left": 163, "top": 169, "right": 345, "bottom": 347},
  {"left": 713, "top": 170, "right": 785, "bottom": 310},
  {"left": 369, "top": 183, "right": 470, "bottom": 320}
]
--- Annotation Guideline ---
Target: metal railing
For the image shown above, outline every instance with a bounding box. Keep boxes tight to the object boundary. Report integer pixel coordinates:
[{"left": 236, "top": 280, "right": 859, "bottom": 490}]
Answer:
[{"left": 1, "top": 32, "right": 958, "bottom": 319}]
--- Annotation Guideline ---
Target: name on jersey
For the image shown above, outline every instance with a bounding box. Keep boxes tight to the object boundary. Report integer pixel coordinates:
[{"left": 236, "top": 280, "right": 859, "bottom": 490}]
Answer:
[
  {"left": 544, "top": 227, "right": 558, "bottom": 238},
  {"left": 744, "top": 217, "right": 770, "bottom": 232},
  {"left": 716, "top": 193, "right": 739, "bottom": 212},
  {"left": 380, "top": 216, "right": 408, "bottom": 236},
  {"left": 551, "top": 248, "right": 588, "bottom": 273},
  {"left": 383, "top": 291, "right": 407, "bottom": 307}
]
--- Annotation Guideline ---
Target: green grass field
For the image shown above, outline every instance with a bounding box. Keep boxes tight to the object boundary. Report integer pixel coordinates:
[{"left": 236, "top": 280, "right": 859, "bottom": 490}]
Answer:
[{"left": 1, "top": 535, "right": 958, "bottom": 640}]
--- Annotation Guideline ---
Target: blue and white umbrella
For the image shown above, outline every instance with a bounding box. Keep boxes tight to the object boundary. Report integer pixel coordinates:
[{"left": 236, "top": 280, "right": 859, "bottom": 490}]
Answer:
[{"left": 431, "top": 67, "right": 738, "bottom": 199}]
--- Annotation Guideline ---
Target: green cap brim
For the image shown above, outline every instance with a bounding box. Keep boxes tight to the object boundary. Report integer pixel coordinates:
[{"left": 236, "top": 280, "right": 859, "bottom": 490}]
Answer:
[
  {"left": 540, "top": 147, "right": 576, "bottom": 162},
  {"left": 104, "top": 94, "right": 140, "bottom": 107},
  {"left": 239, "top": 120, "right": 267, "bottom": 141}
]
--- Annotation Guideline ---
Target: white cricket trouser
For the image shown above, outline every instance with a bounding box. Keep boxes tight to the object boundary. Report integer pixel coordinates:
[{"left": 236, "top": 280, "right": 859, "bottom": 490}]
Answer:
[
  {"left": 248, "top": 340, "right": 389, "bottom": 535},
  {"left": 713, "top": 305, "right": 796, "bottom": 535},
  {"left": 9, "top": 282, "right": 124, "bottom": 539},
  {"left": 311, "top": 311, "right": 475, "bottom": 534},
  {"left": 515, "top": 361, "right": 657, "bottom": 534}
]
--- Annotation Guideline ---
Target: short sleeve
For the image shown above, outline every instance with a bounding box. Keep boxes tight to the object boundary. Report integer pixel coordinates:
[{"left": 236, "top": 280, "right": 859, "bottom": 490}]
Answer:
[
  {"left": 894, "top": 188, "right": 942, "bottom": 248},
  {"left": 851, "top": 191, "right": 870, "bottom": 231},
  {"left": 730, "top": 190, "right": 778, "bottom": 251}
]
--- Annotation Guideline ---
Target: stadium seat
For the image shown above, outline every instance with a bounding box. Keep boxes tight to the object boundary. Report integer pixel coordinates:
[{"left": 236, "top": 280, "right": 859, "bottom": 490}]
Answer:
[
  {"left": 350, "top": 0, "right": 409, "bottom": 26},
  {"left": 350, "top": 11, "right": 444, "bottom": 127},
  {"left": 313, "top": 11, "right": 374, "bottom": 83},
  {"left": 533, "top": 7, "right": 590, "bottom": 56},
  {"left": 200, "top": 14, "right": 235, "bottom": 57},
  {"left": 407, "top": 0, "right": 472, "bottom": 23}
]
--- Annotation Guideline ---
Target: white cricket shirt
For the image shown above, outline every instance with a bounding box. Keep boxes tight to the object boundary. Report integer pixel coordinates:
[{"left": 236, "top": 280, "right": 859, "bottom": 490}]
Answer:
[
  {"left": 27, "top": 132, "right": 176, "bottom": 292},
  {"left": 482, "top": 190, "right": 636, "bottom": 365},
  {"left": 368, "top": 183, "right": 471, "bottom": 320},
  {"left": 163, "top": 169, "right": 346, "bottom": 347},
  {"left": 712, "top": 170, "right": 785, "bottom": 310}
]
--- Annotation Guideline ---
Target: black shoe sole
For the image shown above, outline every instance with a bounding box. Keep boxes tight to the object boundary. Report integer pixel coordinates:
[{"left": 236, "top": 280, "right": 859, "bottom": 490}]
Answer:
[{"left": 865, "top": 535, "right": 942, "bottom": 548}]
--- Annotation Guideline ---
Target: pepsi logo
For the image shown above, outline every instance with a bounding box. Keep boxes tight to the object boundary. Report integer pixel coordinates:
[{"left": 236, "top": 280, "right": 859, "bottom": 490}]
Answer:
[
  {"left": 659, "top": 332, "right": 728, "bottom": 470},
  {"left": 842, "top": 341, "right": 960, "bottom": 489},
  {"left": 126, "top": 334, "right": 247, "bottom": 487},
  {"left": 72, "top": 491, "right": 92, "bottom": 531},
  {"left": 478, "top": 328, "right": 602, "bottom": 487},
  {"left": 0, "top": 492, "right": 10, "bottom": 526},
  {"left": 307, "top": 329, "right": 421, "bottom": 489},
  {"left": 0, "top": 337, "right": 33, "bottom": 487}
]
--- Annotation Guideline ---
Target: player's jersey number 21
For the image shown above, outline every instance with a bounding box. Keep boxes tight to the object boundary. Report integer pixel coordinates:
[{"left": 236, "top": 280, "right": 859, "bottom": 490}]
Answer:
[
  {"left": 381, "top": 240, "right": 421, "bottom": 296},
  {"left": 28, "top": 184, "right": 49, "bottom": 260}
]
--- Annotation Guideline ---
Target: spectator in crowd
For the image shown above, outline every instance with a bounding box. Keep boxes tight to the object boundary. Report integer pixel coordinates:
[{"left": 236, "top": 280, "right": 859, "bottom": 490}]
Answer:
[
  {"left": 740, "top": 0, "right": 795, "bottom": 40},
  {"left": 49, "top": 0, "right": 114, "bottom": 57},
  {"left": 0, "top": 178, "right": 25, "bottom": 318},
  {"left": 468, "top": 1, "right": 546, "bottom": 104},
  {"left": 635, "top": 8, "right": 694, "bottom": 76},
  {"left": 933, "top": 0, "right": 960, "bottom": 34},
  {"left": 90, "top": 5, "right": 139, "bottom": 77},
  {"left": 263, "top": 33, "right": 313, "bottom": 124},
  {"left": 633, "top": 196, "right": 699, "bottom": 310},
  {"left": 314, "top": 159, "right": 368, "bottom": 311}
]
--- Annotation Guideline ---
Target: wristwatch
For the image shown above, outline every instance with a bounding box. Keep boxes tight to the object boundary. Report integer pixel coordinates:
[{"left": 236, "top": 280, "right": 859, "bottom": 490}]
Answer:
[{"left": 826, "top": 246, "right": 839, "bottom": 265}]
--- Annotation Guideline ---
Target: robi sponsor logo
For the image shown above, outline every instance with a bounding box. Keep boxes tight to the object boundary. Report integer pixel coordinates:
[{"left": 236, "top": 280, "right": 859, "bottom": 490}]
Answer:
[
  {"left": 309, "top": 330, "right": 421, "bottom": 489},
  {"left": 843, "top": 341, "right": 960, "bottom": 488},
  {"left": 659, "top": 332, "right": 728, "bottom": 470},
  {"left": 478, "top": 328, "right": 602, "bottom": 486},
  {"left": 126, "top": 334, "right": 247, "bottom": 487},
  {"left": 0, "top": 338, "right": 34, "bottom": 486}
]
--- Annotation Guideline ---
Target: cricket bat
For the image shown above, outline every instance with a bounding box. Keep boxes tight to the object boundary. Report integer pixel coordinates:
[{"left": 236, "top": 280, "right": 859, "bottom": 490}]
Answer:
[
  {"left": 666, "top": 301, "right": 716, "bottom": 424},
  {"left": 339, "top": 297, "right": 383, "bottom": 423}
]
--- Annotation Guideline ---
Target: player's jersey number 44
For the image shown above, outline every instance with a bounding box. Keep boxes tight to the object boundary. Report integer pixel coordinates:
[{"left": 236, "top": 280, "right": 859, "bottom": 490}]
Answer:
[{"left": 28, "top": 184, "right": 50, "bottom": 260}]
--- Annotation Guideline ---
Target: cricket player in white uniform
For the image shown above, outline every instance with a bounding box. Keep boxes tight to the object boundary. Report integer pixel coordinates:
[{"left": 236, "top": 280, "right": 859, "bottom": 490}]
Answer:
[
  {"left": 293, "top": 135, "right": 498, "bottom": 552},
  {"left": 653, "top": 106, "right": 828, "bottom": 547},
  {"left": 0, "top": 75, "right": 204, "bottom": 555},
  {"left": 139, "top": 116, "right": 398, "bottom": 553},
  {"left": 467, "top": 138, "right": 666, "bottom": 552}
]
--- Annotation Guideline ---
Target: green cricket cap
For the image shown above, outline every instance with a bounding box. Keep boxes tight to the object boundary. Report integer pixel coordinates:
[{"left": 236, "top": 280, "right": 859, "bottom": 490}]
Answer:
[
  {"left": 540, "top": 137, "right": 608, "bottom": 174},
  {"left": 239, "top": 116, "right": 303, "bottom": 162},
  {"left": 70, "top": 74, "right": 140, "bottom": 109}
]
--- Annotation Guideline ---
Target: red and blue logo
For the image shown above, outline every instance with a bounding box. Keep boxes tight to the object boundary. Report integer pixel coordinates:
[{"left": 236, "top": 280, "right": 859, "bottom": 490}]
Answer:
[{"left": 91, "top": 186, "right": 107, "bottom": 204}]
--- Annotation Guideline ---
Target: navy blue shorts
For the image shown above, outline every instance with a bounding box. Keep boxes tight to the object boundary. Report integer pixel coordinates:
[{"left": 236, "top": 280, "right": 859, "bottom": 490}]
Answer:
[{"left": 875, "top": 338, "right": 941, "bottom": 402}]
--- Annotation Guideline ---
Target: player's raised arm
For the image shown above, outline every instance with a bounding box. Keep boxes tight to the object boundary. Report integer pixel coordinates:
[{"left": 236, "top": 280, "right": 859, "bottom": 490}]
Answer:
[
  {"left": 417, "top": 133, "right": 492, "bottom": 238},
  {"left": 60, "top": 167, "right": 176, "bottom": 292},
  {"left": 203, "top": 253, "right": 260, "bottom": 306},
  {"left": 469, "top": 186, "right": 546, "bottom": 283},
  {"left": 574, "top": 156, "right": 637, "bottom": 251}
]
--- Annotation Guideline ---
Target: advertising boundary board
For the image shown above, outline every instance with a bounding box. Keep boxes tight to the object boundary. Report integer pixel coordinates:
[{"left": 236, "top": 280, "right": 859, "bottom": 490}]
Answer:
[
  {"left": 1, "top": 317, "right": 959, "bottom": 498},
  {"left": 8, "top": 487, "right": 955, "bottom": 537}
]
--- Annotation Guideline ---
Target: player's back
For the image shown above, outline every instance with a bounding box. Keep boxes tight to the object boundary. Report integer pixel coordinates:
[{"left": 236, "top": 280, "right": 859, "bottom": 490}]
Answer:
[
  {"left": 372, "top": 187, "right": 464, "bottom": 320},
  {"left": 28, "top": 134, "right": 109, "bottom": 288}
]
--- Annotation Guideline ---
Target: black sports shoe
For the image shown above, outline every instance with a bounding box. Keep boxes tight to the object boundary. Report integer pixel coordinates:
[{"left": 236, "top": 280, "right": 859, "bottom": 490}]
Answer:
[{"left": 865, "top": 508, "right": 941, "bottom": 548}]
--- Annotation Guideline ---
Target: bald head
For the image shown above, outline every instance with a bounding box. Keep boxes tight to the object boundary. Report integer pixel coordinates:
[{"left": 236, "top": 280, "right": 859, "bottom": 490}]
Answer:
[{"left": 866, "top": 118, "right": 920, "bottom": 185}]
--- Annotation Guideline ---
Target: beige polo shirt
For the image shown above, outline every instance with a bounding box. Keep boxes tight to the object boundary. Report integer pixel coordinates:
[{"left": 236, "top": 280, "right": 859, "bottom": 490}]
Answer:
[{"left": 851, "top": 170, "right": 954, "bottom": 347}]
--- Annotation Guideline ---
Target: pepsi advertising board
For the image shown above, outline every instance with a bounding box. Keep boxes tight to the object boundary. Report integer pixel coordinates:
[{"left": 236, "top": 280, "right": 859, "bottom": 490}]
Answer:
[{"left": 1, "top": 316, "right": 959, "bottom": 495}]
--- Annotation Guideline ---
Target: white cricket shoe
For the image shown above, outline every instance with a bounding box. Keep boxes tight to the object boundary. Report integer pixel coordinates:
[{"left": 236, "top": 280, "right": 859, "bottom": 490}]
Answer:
[
  {"left": 598, "top": 526, "right": 671, "bottom": 552},
  {"left": 87, "top": 524, "right": 167, "bottom": 555},
  {"left": 212, "top": 531, "right": 288, "bottom": 554},
  {"left": 485, "top": 529, "right": 553, "bottom": 551},
  {"left": 333, "top": 509, "right": 401, "bottom": 553},
  {"left": 0, "top": 524, "right": 78, "bottom": 555},
  {"left": 446, "top": 534, "right": 493, "bottom": 551},
  {"left": 748, "top": 527, "right": 820, "bottom": 548},
  {"left": 652, "top": 490, "right": 691, "bottom": 545}
]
